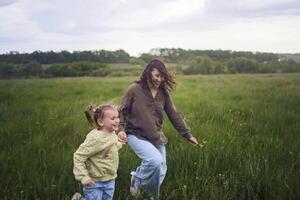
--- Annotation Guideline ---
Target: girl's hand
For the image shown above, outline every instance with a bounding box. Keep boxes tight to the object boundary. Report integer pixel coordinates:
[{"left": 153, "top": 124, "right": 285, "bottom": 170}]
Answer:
[
  {"left": 117, "top": 131, "right": 128, "bottom": 144},
  {"left": 188, "top": 136, "right": 198, "bottom": 146},
  {"left": 84, "top": 180, "right": 95, "bottom": 188}
]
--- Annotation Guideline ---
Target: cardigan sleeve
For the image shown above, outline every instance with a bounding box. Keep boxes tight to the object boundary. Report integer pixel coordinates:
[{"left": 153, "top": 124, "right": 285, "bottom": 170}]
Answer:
[{"left": 73, "top": 136, "right": 109, "bottom": 184}]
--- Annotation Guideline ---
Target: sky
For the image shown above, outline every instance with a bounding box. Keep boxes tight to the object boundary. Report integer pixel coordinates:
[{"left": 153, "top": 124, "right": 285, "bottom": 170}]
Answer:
[{"left": 0, "top": 0, "right": 300, "bottom": 56}]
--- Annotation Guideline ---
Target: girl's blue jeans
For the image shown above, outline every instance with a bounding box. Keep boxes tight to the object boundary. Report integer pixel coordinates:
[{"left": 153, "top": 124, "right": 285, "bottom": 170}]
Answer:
[
  {"left": 127, "top": 134, "right": 167, "bottom": 197},
  {"left": 81, "top": 179, "right": 115, "bottom": 200}
]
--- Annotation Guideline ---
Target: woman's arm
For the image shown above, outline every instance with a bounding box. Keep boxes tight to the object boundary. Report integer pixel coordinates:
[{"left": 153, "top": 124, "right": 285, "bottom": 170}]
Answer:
[
  {"left": 164, "top": 91, "right": 198, "bottom": 146},
  {"left": 117, "top": 131, "right": 127, "bottom": 144},
  {"left": 188, "top": 136, "right": 199, "bottom": 146},
  {"left": 117, "top": 85, "right": 134, "bottom": 139}
]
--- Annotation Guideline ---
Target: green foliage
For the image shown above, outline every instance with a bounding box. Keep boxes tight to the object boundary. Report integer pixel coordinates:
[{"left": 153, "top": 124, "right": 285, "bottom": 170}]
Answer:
[
  {"left": 90, "top": 68, "right": 112, "bottom": 77},
  {"left": 139, "top": 53, "right": 158, "bottom": 63},
  {"left": 1, "top": 48, "right": 300, "bottom": 78},
  {"left": 227, "top": 57, "right": 258, "bottom": 73},
  {"left": 129, "top": 57, "right": 145, "bottom": 66},
  {"left": 0, "top": 74, "right": 300, "bottom": 199},
  {"left": 23, "top": 61, "right": 42, "bottom": 76},
  {"left": 0, "top": 49, "right": 130, "bottom": 64},
  {"left": 182, "top": 56, "right": 213, "bottom": 74},
  {"left": 45, "top": 64, "right": 78, "bottom": 77},
  {"left": 44, "top": 62, "right": 143, "bottom": 78},
  {"left": 44, "top": 62, "right": 107, "bottom": 77},
  {"left": 281, "top": 59, "right": 300, "bottom": 73},
  {"left": 146, "top": 48, "right": 281, "bottom": 63},
  {"left": 181, "top": 56, "right": 226, "bottom": 75},
  {"left": 257, "top": 62, "right": 278, "bottom": 73},
  {"left": 0, "top": 62, "right": 15, "bottom": 78}
]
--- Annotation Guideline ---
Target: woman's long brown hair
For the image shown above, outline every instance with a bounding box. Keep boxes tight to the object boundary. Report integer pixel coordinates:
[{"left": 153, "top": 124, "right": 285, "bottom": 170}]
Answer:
[{"left": 136, "top": 59, "right": 176, "bottom": 92}]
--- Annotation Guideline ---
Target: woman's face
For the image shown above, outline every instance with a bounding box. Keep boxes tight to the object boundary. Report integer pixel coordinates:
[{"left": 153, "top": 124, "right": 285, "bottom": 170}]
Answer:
[{"left": 149, "top": 68, "right": 164, "bottom": 89}]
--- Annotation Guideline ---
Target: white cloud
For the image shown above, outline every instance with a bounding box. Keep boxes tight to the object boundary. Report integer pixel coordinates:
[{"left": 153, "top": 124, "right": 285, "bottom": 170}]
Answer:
[
  {"left": 0, "top": 0, "right": 17, "bottom": 7},
  {"left": 108, "top": 0, "right": 204, "bottom": 29},
  {"left": 204, "top": 0, "right": 300, "bottom": 17},
  {"left": 0, "top": 0, "right": 300, "bottom": 55},
  {"left": 237, "top": 0, "right": 296, "bottom": 9}
]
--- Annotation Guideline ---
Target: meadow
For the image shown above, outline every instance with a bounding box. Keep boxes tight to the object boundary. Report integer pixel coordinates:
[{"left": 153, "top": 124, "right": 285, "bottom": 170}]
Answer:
[{"left": 0, "top": 73, "right": 299, "bottom": 200}]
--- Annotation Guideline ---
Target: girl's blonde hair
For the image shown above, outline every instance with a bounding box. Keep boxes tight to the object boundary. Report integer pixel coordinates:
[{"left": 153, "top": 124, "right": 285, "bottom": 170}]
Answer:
[{"left": 84, "top": 103, "right": 117, "bottom": 129}]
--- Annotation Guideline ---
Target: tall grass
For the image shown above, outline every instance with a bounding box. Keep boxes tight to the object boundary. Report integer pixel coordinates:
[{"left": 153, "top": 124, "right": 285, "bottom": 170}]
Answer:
[{"left": 0, "top": 74, "right": 299, "bottom": 200}]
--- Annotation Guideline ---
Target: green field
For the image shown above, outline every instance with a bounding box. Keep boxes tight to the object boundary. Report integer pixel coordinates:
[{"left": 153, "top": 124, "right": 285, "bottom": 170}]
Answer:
[{"left": 1, "top": 74, "right": 299, "bottom": 200}]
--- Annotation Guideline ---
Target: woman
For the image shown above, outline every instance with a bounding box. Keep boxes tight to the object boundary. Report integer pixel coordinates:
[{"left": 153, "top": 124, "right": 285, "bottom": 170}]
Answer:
[{"left": 117, "top": 59, "right": 198, "bottom": 198}]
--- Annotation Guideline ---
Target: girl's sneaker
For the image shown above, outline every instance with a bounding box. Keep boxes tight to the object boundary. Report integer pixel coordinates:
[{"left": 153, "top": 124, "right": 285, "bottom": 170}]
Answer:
[{"left": 71, "top": 192, "right": 82, "bottom": 200}]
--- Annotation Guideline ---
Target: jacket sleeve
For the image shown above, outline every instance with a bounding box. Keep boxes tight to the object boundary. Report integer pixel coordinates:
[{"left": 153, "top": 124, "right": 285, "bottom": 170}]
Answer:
[
  {"left": 117, "top": 85, "right": 134, "bottom": 133},
  {"left": 73, "top": 137, "right": 107, "bottom": 184},
  {"left": 164, "top": 90, "right": 192, "bottom": 140}
]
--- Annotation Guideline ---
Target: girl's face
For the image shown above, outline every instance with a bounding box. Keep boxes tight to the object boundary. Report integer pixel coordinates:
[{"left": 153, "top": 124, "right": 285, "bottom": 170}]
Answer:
[
  {"left": 149, "top": 68, "right": 164, "bottom": 89},
  {"left": 98, "top": 108, "right": 120, "bottom": 133}
]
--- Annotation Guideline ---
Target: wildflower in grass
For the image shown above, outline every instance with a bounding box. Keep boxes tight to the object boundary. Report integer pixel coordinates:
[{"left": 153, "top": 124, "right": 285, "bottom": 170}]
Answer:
[{"left": 198, "top": 140, "right": 207, "bottom": 148}]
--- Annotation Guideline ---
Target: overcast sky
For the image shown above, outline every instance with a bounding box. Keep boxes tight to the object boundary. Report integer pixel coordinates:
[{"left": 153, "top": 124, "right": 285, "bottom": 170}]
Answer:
[{"left": 1, "top": 0, "right": 300, "bottom": 56}]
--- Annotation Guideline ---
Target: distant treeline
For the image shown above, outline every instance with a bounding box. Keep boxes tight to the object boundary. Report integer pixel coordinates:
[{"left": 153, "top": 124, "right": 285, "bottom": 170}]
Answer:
[
  {"left": 0, "top": 49, "right": 130, "bottom": 64},
  {"left": 0, "top": 48, "right": 299, "bottom": 78}
]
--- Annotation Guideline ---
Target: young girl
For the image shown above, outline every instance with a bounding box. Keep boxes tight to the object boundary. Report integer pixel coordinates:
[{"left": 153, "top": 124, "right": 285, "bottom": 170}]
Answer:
[{"left": 72, "top": 104, "right": 126, "bottom": 200}]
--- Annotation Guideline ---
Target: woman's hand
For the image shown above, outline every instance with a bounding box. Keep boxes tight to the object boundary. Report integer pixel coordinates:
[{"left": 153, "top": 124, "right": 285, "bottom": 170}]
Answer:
[
  {"left": 84, "top": 180, "right": 95, "bottom": 188},
  {"left": 117, "top": 131, "right": 128, "bottom": 144},
  {"left": 188, "top": 136, "right": 198, "bottom": 146}
]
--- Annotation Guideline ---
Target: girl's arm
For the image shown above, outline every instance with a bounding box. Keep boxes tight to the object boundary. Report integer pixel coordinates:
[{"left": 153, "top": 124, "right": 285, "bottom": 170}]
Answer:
[{"left": 73, "top": 137, "right": 106, "bottom": 185}]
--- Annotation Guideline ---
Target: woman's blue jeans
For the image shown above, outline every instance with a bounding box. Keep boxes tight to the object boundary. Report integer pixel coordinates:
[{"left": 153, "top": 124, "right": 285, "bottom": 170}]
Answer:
[
  {"left": 81, "top": 179, "right": 115, "bottom": 200},
  {"left": 128, "top": 134, "right": 167, "bottom": 197}
]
